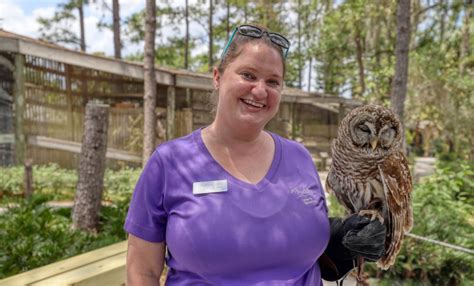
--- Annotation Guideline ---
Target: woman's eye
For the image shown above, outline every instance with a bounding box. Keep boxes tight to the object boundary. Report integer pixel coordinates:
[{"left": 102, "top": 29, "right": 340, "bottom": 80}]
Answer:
[
  {"left": 267, "top": 80, "right": 280, "bottom": 87},
  {"left": 240, "top": 72, "right": 255, "bottom": 80}
]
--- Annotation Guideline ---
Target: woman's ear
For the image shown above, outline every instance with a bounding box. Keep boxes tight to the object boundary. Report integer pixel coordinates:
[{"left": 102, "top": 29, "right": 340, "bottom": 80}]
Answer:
[{"left": 213, "top": 67, "right": 220, "bottom": 90}]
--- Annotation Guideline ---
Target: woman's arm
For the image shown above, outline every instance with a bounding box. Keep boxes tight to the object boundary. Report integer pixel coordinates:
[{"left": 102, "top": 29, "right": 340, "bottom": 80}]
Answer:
[{"left": 126, "top": 234, "right": 166, "bottom": 285}]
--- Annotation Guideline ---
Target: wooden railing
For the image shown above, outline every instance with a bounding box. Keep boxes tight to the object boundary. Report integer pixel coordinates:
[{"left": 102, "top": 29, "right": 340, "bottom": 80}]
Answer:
[{"left": 0, "top": 241, "right": 127, "bottom": 286}]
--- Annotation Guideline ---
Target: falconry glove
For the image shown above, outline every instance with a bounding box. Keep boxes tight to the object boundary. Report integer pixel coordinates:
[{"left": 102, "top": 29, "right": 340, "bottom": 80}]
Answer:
[{"left": 319, "top": 214, "right": 386, "bottom": 282}]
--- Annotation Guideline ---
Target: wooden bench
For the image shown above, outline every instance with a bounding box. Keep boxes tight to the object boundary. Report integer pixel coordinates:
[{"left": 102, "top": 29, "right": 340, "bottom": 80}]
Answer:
[{"left": 0, "top": 241, "right": 127, "bottom": 286}]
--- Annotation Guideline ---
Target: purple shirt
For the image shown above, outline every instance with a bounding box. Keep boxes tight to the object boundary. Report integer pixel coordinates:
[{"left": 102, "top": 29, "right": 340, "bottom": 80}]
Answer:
[{"left": 125, "top": 129, "right": 330, "bottom": 285}]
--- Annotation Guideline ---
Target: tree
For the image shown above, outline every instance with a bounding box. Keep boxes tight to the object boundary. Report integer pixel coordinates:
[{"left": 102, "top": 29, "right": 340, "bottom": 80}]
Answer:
[
  {"left": 96, "top": 0, "right": 122, "bottom": 58},
  {"left": 37, "top": 0, "right": 88, "bottom": 51},
  {"left": 143, "top": 0, "right": 157, "bottom": 165},
  {"left": 185, "top": 0, "right": 190, "bottom": 69},
  {"left": 390, "top": 0, "right": 411, "bottom": 127},
  {"left": 209, "top": 0, "right": 214, "bottom": 71},
  {"left": 113, "top": 0, "right": 122, "bottom": 59},
  {"left": 72, "top": 102, "right": 109, "bottom": 232}
]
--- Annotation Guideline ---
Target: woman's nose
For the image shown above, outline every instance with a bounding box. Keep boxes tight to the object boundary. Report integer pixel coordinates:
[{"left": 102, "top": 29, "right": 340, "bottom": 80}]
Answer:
[{"left": 251, "top": 80, "right": 267, "bottom": 98}]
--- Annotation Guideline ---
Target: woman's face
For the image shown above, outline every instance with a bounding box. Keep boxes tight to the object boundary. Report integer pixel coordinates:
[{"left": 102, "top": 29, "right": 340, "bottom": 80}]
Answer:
[{"left": 213, "top": 42, "right": 284, "bottom": 132}]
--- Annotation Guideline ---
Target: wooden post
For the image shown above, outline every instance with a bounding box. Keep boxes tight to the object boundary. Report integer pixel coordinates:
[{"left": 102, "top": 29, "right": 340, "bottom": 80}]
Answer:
[
  {"left": 24, "top": 158, "right": 33, "bottom": 199},
  {"left": 72, "top": 102, "right": 109, "bottom": 232},
  {"left": 65, "top": 64, "right": 75, "bottom": 141},
  {"left": 167, "top": 86, "right": 176, "bottom": 140},
  {"left": 291, "top": 102, "right": 297, "bottom": 140},
  {"left": 278, "top": 103, "right": 291, "bottom": 138},
  {"left": 13, "top": 54, "right": 26, "bottom": 165},
  {"left": 338, "top": 103, "right": 345, "bottom": 125}
]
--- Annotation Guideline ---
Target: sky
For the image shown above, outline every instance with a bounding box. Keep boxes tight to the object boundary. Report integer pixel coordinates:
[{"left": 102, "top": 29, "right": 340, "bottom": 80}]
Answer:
[{"left": 0, "top": 0, "right": 195, "bottom": 57}]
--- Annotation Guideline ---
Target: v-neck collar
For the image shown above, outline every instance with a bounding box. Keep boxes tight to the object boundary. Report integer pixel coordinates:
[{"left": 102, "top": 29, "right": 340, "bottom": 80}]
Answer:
[{"left": 193, "top": 128, "right": 282, "bottom": 190}]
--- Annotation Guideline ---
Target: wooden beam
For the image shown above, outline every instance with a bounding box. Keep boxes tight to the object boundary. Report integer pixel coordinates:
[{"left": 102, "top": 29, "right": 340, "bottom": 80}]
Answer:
[
  {"left": 27, "top": 135, "right": 142, "bottom": 163},
  {"left": 15, "top": 40, "right": 174, "bottom": 85},
  {"left": 0, "top": 37, "right": 19, "bottom": 53},
  {"left": 176, "top": 74, "right": 212, "bottom": 90},
  {"left": 0, "top": 241, "right": 127, "bottom": 286},
  {"left": 65, "top": 64, "right": 75, "bottom": 141},
  {"left": 14, "top": 53, "right": 26, "bottom": 165},
  {"left": 31, "top": 253, "right": 126, "bottom": 285},
  {"left": 166, "top": 86, "right": 176, "bottom": 140}
]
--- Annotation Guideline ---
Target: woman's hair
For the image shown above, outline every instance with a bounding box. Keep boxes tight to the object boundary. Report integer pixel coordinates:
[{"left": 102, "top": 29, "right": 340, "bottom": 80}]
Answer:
[
  {"left": 209, "top": 24, "right": 287, "bottom": 113},
  {"left": 217, "top": 24, "right": 287, "bottom": 77}
]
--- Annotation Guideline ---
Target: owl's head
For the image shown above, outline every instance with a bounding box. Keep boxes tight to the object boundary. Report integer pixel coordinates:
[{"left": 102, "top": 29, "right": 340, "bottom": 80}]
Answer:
[{"left": 341, "top": 105, "right": 402, "bottom": 153}]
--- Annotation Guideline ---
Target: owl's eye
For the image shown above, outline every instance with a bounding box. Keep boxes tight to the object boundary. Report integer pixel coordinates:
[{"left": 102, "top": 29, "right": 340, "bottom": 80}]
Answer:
[{"left": 358, "top": 124, "right": 370, "bottom": 132}]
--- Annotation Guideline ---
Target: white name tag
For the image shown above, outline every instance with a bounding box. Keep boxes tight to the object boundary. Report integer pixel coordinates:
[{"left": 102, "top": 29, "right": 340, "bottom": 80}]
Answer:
[{"left": 193, "top": 180, "right": 228, "bottom": 195}]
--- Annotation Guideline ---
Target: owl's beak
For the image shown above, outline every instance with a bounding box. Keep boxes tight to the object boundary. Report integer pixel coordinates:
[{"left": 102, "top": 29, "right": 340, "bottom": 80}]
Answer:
[{"left": 371, "top": 138, "right": 378, "bottom": 150}]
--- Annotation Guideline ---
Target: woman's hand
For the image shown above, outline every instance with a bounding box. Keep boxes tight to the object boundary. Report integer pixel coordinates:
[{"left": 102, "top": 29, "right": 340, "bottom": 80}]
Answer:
[
  {"left": 319, "top": 214, "right": 386, "bottom": 281},
  {"left": 340, "top": 214, "right": 386, "bottom": 261}
]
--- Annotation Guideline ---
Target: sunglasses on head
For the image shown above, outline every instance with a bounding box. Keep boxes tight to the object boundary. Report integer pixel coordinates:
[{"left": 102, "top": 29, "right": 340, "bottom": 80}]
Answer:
[{"left": 220, "top": 25, "right": 291, "bottom": 60}]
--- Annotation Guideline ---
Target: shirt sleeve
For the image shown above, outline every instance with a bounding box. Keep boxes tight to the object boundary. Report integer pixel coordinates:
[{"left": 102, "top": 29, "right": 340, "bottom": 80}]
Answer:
[{"left": 124, "top": 150, "right": 167, "bottom": 242}]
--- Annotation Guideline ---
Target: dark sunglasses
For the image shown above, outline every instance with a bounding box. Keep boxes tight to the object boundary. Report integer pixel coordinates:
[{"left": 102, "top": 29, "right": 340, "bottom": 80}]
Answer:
[{"left": 220, "top": 25, "right": 291, "bottom": 60}]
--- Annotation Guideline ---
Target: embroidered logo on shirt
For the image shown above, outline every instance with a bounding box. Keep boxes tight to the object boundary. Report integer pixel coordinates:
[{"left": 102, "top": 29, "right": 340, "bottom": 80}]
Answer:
[{"left": 290, "top": 186, "right": 322, "bottom": 206}]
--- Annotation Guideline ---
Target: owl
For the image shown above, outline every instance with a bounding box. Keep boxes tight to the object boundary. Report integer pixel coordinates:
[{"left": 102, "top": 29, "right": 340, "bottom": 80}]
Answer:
[{"left": 326, "top": 104, "right": 413, "bottom": 272}]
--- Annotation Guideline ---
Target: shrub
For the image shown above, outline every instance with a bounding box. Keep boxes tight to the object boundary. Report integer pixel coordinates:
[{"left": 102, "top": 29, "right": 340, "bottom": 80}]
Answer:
[
  {"left": 366, "top": 160, "right": 474, "bottom": 285},
  {"left": 0, "top": 195, "right": 129, "bottom": 279}
]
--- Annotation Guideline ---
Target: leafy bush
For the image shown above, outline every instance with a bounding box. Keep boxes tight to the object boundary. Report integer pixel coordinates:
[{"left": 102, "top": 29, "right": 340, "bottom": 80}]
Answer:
[
  {"left": 366, "top": 160, "right": 474, "bottom": 285},
  {"left": 0, "top": 195, "right": 129, "bottom": 279},
  {"left": 0, "top": 164, "right": 77, "bottom": 200},
  {"left": 0, "top": 164, "right": 141, "bottom": 203},
  {"left": 103, "top": 167, "right": 141, "bottom": 202}
]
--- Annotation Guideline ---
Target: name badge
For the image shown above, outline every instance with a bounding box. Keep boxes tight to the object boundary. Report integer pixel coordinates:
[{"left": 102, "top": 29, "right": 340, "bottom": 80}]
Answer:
[{"left": 193, "top": 180, "right": 228, "bottom": 195}]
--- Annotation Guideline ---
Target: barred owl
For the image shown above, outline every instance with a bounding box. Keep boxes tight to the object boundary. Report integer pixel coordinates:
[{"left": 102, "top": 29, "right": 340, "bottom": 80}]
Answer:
[{"left": 326, "top": 104, "right": 413, "bottom": 272}]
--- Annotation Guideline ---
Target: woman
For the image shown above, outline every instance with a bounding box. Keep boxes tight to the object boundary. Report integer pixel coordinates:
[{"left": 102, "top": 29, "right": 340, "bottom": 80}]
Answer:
[{"left": 125, "top": 24, "right": 384, "bottom": 285}]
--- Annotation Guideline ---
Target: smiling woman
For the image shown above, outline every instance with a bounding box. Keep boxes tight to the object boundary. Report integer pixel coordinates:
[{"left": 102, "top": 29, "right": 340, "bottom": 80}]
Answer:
[{"left": 124, "top": 23, "right": 383, "bottom": 286}]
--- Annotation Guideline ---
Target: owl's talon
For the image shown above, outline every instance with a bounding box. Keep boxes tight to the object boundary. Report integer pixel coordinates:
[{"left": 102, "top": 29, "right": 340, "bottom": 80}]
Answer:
[{"left": 358, "top": 210, "right": 384, "bottom": 224}]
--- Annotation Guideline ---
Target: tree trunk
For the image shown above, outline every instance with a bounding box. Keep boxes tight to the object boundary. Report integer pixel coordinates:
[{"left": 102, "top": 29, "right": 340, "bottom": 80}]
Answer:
[
  {"left": 439, "top": 0, "right": 447, "bottom": 44},
  {"left": 209, "top": 0, "right": 214, "bottom": 71},
  {"left": 112, "top": 0, "right": 121, "bottom": 59},
  {"left": 354, "top": 27, "right": 366, "bottom": 98},
  {"left": 13, "top": 54, "right": 26, "bottom": 165},
  {"left": 307, "top": 57, "right": 312, "bottom": 92},
  {"left": 24, "top": 158, "right": 33, "bottom": 199},
  {"left": 78, "top": 1, "right": 86, "bottom": 52},
  {"left": 72, "top": 102, "right": 109, "bottom": 232},
  {"left": 391, "top": 0, "right": 411, "bottom": 125},
  {"left": 244, "top": 3, "right": 248, "bottom": 23},
  {"left": 185, "top": 0, "right": 189, "bottom": 69},
  {"left": 460, "top": 1, "right": 471, "bottom": 75},
  {"left": 226, "top": 1, "right": 230, "bottom": 41},
  {"left": 297, "top": 0, "right": 302, "bottom": 89},
  {"left": 143, "top": 0, "right": 157, "bottom": 166}
]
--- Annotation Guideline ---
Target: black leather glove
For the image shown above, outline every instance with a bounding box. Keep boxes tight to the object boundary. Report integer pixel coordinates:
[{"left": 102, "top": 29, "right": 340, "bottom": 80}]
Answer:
[{"left": 319, "top": 214, "right": 386, "bottom": 281}]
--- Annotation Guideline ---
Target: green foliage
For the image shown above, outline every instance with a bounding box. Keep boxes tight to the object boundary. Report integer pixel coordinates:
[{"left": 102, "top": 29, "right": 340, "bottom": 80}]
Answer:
[
  {"left": 37, "top": 0, "right": 89, "bottom": 49},
  {"left": 103, "top": 167, "right": 141, "bottom": 202},
  {"left": 366, "top": 160, "right": 474, "bottom": 285},
  {"left": 0, "top": 195, "right": 128, "bottom": 279},
  {"left": 0, "top": 164, "right": 141, "bottom": 203},
  {"left": 0, "top": 164, "right": 76, "bottom": 200}
]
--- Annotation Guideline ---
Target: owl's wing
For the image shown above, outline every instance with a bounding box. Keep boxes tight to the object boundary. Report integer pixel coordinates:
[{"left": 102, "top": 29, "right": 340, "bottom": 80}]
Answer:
[
  {"left": 326, "top": 169, "right": 357, "bottom": 214},
  {"left": 377, "top": 150, "right": 413, "bottom": 269}
]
